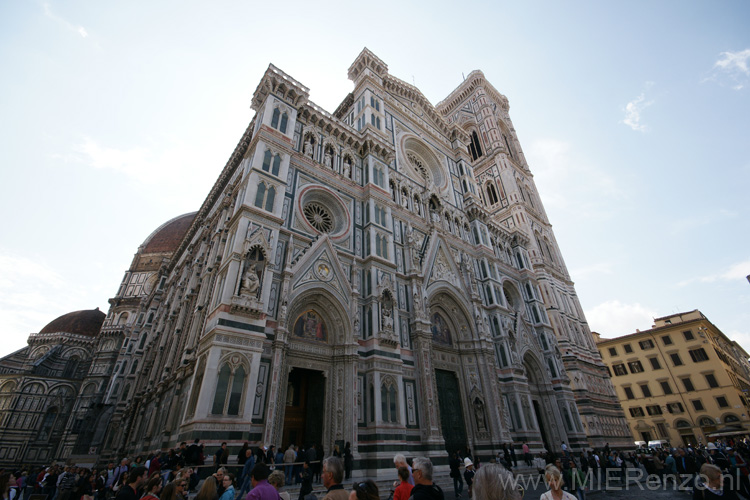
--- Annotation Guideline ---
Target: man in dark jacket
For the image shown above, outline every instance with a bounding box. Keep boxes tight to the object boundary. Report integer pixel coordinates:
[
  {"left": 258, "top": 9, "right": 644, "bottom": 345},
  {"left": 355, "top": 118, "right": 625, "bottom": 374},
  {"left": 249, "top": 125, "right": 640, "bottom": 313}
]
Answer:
[{"left": 411, "top": 457, "right": 444, "bottom": 500}]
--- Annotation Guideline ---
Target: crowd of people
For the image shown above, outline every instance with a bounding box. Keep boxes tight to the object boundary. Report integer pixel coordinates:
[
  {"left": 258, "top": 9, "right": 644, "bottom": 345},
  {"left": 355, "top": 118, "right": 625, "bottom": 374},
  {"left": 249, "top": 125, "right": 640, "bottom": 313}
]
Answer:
[{"left": 6, "top": 438, "right": 750, "bottom": 500}]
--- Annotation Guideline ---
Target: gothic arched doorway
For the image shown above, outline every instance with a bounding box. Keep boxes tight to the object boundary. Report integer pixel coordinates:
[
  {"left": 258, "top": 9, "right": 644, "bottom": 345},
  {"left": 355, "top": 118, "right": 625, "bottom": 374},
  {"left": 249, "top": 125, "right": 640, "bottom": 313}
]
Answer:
[{"left": 523, "top": 353, "right": 554, "bottom": 452}]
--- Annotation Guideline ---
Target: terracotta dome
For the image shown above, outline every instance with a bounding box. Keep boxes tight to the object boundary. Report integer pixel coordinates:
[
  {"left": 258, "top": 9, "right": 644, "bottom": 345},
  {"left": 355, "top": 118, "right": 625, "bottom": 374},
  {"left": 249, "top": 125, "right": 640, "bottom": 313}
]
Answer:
[
  {"left": 40, "top": 308, "right": 106, "bottom": 337},
  {"left": 141, "top": 212, "right": 197, "bottom": 254}
]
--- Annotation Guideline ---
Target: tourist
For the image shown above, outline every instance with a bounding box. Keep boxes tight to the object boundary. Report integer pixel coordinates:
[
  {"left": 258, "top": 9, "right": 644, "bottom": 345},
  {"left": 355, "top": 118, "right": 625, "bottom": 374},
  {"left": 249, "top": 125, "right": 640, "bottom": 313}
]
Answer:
[
  {"left": 540, "top": 465, "right": 576, "bottom": 500},
  {"left": 218, "top": 474, "right": 235, "bottom": 500},
  {"left": 393, "top": 454, "right": 414, "bottom": 486},
  {"left": 195, "top": 477, "right": 218, "bottom": 500},
  {"left": 393, "top": 467, "right": 413, "bottom": 500},
  {"left": 245, "top": 463, "right": 278, "bottom": 500},
  {"left": 410, "top": 457, "right": 444, "bottom": 500},
  {"left": 344, "top": 443, "right": 353, "bottom": 480},
  {"left": 349, "top": 480, "right": 378, "bottom": 500},
  {"left": 472, "top": 464, "right": 521, "bottom": 500},
  {"left": 267, "top": 471, "right": 289, "bottom": 500},
  {"left": 449, "top": 452, "right": 463, "bottom": 498},
  {"left": 115, "top": 467, "right": 147, "bottom": 500},
  {"left": 297, "top": 462, "right": 313, "bottom": 500},
  {"left": 141, "top": 476, "right": 163, "bottom": 500},
  {"left": 463, "top": 458, "right": 475, "bottom": 498},
  {"left": 321, "top": 457, "right": 347, "bottom": 500},
  {"left": 694, "top": 463, "right": 739, "bottom": 500}
]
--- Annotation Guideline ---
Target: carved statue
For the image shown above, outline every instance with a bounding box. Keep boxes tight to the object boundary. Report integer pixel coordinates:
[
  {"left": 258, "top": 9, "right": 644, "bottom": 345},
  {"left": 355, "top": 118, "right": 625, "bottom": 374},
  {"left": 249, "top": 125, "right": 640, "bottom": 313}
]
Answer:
[
  {"left": 304, "top": 137, "right": 313, "bottom": 157},
  {"left": 241, "top": 269, "right": 260, "bottom": 296},
  {"left": 474, "top": 398, "right": 487, "bottom": 430},
  {"left": 382, "top": 303, "right": 393, "bottom": 330},
  {"left": 324, "top": 149, "right": 332, "bottom": 169},
  {"left": 342, "top": 157, "right": 351, "bottom": 178},
  {"left": 401, "top": 194, "right": 409, "bottom": 209}
]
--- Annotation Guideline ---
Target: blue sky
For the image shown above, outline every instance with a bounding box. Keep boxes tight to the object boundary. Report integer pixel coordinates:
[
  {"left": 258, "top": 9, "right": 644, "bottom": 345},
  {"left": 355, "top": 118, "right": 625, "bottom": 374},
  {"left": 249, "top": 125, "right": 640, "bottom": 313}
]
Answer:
[{"left": 1, "top": 1, "right": 748, "bottom": 357}]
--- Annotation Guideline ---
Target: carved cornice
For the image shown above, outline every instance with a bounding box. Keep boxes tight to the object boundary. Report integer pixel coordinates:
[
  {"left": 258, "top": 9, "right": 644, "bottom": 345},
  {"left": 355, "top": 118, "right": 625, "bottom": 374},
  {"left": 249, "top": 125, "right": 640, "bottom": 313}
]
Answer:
[
  {"left": 382, "top": 74, "right": 451, "bottom": 137},
  {"left": 251, "top": 64, "right": 310, "bottom": 111},
  {"left": 435, "top": 70, "right": 509, "bottom": 117}
]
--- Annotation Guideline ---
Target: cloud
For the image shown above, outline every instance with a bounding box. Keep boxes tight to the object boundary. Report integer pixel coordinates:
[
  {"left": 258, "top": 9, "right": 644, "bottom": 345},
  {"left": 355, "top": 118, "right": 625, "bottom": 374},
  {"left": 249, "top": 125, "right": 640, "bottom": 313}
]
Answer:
[
  {"left": 0, "top": 249, "right": 94, "bottom": 357},
  {"left": 715, "top": 49, "right": 750, "bottom": 76},
  {"left": 43, "top": 3, "right": 89, "bottom": 39},
  {"left": 526, "top": 139, "right": 623, "bottom": 219},
  {"left": 570, "top": 262, "right": 614, "bottom": 279},
  {"left": 585, "top": 300, "right": 658, "bottom": 337},
  {"left": 677, "top": 258, "right": 750, "bottom": 287},
  {"left": 668, "top": 208, "right": 738, "bottom": 235},
  {"left": 704, "top": 49, "right": 750, "bottom": 90},
  {"left": 622, "top": 89, "right": 654, "bottom": 132}
]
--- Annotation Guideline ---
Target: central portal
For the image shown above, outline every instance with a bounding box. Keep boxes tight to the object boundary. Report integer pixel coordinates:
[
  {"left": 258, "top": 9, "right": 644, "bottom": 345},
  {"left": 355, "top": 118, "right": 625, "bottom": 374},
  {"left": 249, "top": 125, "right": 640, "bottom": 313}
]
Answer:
[
  {"left": 436, "top": 369, "right": 468, "bottom": 453},
  {"left": 282, "top": 368, "right": 325, "bottom": 447}
]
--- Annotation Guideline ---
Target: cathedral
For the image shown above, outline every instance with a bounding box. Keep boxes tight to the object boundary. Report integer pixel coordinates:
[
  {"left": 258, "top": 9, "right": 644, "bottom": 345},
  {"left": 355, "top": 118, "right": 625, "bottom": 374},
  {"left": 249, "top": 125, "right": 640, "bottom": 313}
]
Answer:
[{"left": 0, "top": 48, "right": 632, "bottom": 470}]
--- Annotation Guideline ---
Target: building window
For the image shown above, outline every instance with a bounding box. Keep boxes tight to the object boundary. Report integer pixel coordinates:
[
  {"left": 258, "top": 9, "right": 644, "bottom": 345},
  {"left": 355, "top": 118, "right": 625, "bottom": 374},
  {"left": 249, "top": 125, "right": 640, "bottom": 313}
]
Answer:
[
  {"left": 254, "top": 183, "right": 276, "bottom": 212},
  {"left": 656, "top": 422, "right": 668, "bottom": 438},
  {"left": 375, "top": 233, "right": 389, "bottom": 259},
  {"left": 689, "top": 348, "right": 709, "bottom": 363},
  {"left": 683, "top": 330, "right": 694, "bottom": 341},
  {"left": 468, "top": 131, "right": 483, "bottom": 161},
  {"left": 660, "top": 381, "right": 673, "bottom": 395},
  {"left": 681, "top": 377, "right": 695, "bottom": 392},
  {"left": 666, "top": 402, "right": 684, "bottom": 414},
  {"left": 669, "top": 353, "right": 683, "bottom": 366},
  {"left": 497, "top": 343, "right": 509, "bottom": 367},
  {"left": 646, "top": 405, "right": 663, "bottom": 416},
  {"left": 629, "top": 407, "right": 645, "bottom": 417},
  {"left": 717, "top": 396, "right": 729, "bottom": 408},
  {"left": 211, "top": 363, "right": 247, "bottom": 416},
  {"left": 662, "top": 335, "right": 673, "bottom": 345},
  {"left": 613, "top": 364, "right": 628, "bottom": 376},
  {"left": 608, "top": 347, "right": 618, "bottom": 356},
  {"left": 380, "top": 379, "right": 398, "bottom": 423},
  {"left": 649, "top": 357, "right": 662, "bottom": 370},
  {"left": 628, "top": 361, "right": 644, "bottom": 373},
  {"left": 705, "top": 373, "right": 719, "bottom": 388},
  {"left": 374, "top": 204, "right": 387, "bottom": 226},
  {"left": 624, "top": 344, "right": 633, "bottom": 353},
  {"left": 624, "top": 386, "right": 635, "bottom": 399},
  {"left": 640, "top": 383, "right": 652, "bottom": 398},
  {"left": 692, "top": 399, "right": 704, "bottom": 411},
  {"left": 485, "top": 182, "right": 499, "bottom": 205},
  {"left": 639, "top": 339, "right": 655, "bottom": 350}
]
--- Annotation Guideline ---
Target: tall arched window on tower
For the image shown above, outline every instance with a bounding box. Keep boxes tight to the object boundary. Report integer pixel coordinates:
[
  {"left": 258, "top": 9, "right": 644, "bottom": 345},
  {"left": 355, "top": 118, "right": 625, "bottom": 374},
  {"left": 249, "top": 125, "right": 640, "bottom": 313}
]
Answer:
[
  {"left": 485, "top": 182, "right": 499, "bottom": 205},
  {"left": 271, "top": 107, "right": 280, "bottom": 129},
  {"left": 279, "top": 112, "right": 288, "bottom": 134},
  {"left": 468, "top": 131, "right": 483, "bottom": 161}
]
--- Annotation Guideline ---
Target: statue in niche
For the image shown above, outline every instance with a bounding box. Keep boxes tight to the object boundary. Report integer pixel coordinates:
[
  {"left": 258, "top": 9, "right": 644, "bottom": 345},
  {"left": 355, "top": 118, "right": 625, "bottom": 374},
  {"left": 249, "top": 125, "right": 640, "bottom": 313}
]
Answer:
[
  {"left": 382, "top": 303, "right": 393, "bottom": 330},
  {"left": 304, "top": 137, "right": 314, "bottom": 158},
  {"left": 381, "top": 291, "right": 394, "bottom": 331},
  {"left": 474, "top": 397, "right": 487, "bottom": 430},
  {"left": 324, "top": 148, "right": 333, "bottom": 169},
  {"left": 241, "top": 268, "right": 260, "bottom": 296},
  {"left": 401, "top": 193, "right": 409, "bottom": 209},
  {"left": 342, "top": 157, "right": 351, "bottom": 178}
]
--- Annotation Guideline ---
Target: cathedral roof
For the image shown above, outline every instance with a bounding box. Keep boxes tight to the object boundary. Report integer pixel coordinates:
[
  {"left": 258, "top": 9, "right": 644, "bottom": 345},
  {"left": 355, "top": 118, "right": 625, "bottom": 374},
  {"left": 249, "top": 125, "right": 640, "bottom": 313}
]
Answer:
[
  {"left": 141, "top": 212, "right": 197, "bottom": 254},
  {"left": 39, "top": 308, "right": 106, "bottom": 337}
]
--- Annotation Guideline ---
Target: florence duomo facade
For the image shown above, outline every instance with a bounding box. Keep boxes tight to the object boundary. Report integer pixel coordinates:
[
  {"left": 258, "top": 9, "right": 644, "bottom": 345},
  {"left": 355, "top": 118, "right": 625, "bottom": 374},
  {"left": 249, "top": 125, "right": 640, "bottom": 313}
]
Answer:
[{"left": 0, "top": 48, "right": 631, "bottom": 469}]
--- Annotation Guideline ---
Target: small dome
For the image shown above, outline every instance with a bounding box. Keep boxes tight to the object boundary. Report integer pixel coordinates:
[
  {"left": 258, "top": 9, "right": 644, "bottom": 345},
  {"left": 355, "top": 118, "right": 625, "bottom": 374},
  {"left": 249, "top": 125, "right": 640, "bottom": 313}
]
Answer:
[
  {"left": 141, "top": 212, "right": 197, "bottom": 254},
  {"left": 40, "top": 308, "right": 106, "bottom": 337}
]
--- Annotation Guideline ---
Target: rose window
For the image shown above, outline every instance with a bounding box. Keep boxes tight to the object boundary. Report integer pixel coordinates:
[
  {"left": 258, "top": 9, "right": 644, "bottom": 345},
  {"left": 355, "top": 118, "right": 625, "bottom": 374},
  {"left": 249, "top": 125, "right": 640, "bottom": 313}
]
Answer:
[
  {"left": 303, "top": 202, "right": 333, "bottom": 233},
  {"left": 407, "top": 152, "right": 430, "bottom": 181}
]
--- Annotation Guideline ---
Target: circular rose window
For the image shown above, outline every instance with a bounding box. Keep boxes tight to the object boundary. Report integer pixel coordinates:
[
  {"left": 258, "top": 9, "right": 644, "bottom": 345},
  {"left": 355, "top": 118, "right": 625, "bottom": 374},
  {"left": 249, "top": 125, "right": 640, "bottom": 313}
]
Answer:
[{"left": 303, "top": 202, "right": 333, "bottom": 233}]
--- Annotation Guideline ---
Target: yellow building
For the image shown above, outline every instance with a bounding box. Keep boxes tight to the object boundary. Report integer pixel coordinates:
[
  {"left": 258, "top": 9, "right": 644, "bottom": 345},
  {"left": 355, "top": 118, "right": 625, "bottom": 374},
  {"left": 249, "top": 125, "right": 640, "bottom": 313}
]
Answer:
[{"left": 595, "top": 310, "right": 750, "bottom": 447}]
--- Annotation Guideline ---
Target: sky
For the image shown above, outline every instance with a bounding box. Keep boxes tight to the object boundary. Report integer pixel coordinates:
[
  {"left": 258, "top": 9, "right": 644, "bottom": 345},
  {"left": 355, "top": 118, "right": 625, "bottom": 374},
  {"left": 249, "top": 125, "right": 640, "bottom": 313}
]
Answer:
[{"left": 0, "top": 0, "right": 748, "bottom": 358}]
